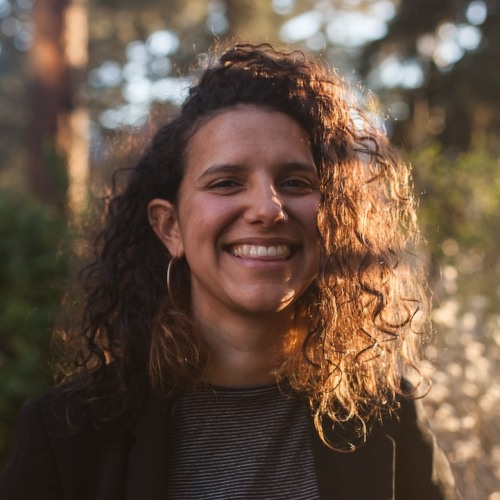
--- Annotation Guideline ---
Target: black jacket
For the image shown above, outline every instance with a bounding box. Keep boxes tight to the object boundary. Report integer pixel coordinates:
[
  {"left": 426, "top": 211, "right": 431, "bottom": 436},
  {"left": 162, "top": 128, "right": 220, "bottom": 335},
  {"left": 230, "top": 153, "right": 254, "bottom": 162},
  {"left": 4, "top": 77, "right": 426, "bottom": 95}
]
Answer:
[{"left": 0, "top": 382, "right": 459, "bottom": 500}]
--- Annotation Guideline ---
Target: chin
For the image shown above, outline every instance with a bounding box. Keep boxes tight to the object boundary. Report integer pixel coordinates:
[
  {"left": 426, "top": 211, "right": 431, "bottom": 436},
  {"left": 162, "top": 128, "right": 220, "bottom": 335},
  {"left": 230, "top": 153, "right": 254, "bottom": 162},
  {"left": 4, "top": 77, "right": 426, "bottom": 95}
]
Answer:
[{"left": 238, "top": 292, "right": 297, "bottom": 316}]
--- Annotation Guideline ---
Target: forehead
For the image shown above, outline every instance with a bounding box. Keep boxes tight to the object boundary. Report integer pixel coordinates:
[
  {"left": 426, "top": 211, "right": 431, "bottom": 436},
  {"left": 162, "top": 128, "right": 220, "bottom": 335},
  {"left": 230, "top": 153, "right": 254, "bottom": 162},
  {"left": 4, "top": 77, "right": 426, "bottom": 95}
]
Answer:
[
  {"left": 194, "top": 103, "right": 307, "bottom": 133},
  {"left": 184, "top": 105, "right": 313, "bottom": 166}
]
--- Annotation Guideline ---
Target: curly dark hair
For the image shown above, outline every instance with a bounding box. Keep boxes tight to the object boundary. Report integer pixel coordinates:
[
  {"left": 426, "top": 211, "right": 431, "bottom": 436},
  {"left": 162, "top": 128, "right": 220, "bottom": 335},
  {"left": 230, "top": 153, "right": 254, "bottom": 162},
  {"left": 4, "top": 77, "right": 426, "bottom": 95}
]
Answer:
[{"left": 66, "top": 43, "right": 429, "bottom": 446}]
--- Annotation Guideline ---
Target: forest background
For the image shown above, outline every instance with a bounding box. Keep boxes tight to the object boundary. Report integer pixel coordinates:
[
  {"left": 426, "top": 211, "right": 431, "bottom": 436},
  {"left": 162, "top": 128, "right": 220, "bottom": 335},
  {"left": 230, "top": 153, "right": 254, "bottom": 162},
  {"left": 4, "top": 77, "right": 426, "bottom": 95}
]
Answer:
[{"left": 0, "top": 0, "right": 499, "bottom": 498}]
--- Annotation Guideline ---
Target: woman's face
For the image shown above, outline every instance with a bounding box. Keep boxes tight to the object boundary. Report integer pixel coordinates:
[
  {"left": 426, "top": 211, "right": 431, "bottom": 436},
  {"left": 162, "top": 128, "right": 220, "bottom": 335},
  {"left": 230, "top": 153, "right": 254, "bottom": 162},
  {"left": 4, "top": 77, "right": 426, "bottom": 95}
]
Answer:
[{"left": 152, "top": 105, "right": 321, "bottom": 325}]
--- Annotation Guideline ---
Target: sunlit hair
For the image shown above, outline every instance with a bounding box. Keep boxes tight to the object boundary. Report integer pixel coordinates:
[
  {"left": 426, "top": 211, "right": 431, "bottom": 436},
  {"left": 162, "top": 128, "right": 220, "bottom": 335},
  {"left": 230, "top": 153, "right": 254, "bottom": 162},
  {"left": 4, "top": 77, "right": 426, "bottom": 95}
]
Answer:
[{"left": 67, "top": 43, "right": 429, "bottom": 447}]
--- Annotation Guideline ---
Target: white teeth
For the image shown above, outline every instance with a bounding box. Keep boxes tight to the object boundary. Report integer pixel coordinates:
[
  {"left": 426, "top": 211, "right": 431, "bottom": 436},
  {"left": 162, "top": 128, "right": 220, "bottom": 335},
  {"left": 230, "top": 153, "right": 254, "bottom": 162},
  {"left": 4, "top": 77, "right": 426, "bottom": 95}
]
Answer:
[{"left": 230, "top": 244, "right": 291, "bottom": 258}]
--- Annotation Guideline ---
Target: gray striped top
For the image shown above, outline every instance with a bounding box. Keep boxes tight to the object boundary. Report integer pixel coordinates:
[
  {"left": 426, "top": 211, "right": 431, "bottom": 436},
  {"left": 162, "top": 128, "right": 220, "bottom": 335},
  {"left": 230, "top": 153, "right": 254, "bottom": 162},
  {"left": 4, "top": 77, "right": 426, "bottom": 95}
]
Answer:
[{"left": 167, "top": 384, "right": 320, "bottom": 499}]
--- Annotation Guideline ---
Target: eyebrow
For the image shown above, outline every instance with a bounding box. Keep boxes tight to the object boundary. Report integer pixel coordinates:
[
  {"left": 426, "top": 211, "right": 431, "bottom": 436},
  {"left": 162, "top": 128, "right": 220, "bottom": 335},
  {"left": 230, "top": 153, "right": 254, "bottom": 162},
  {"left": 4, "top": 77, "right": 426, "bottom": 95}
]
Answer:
[
  {"left": 197, "top": 164, "right": 246, "bottom": 180},
  {"left": 197, "top": 161, "right": 318, "bottom": 181}
]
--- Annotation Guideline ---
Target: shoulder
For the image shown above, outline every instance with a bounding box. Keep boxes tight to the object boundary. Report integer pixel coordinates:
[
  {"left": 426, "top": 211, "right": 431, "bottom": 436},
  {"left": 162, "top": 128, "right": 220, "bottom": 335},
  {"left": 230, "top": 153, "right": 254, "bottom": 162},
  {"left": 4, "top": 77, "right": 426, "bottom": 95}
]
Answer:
[
  {"left": 0, "top": 389, "right": 74, "bottom": 499},
  {"left": 25, "top": 364, "right": 135, "bottom": 439},
  {"left": 378, "top": 394, "right": 460, "bottom": 500},
  {"left": 0, "top": 366, "right": 146, "bottom": 500}
]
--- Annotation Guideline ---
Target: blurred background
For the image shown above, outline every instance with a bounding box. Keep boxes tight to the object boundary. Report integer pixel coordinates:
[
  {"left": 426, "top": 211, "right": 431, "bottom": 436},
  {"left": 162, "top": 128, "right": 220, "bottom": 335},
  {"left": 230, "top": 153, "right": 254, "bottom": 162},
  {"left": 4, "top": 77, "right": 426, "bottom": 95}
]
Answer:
[{"left": 0, "top": 0, "right": 498, "bottom": 497}]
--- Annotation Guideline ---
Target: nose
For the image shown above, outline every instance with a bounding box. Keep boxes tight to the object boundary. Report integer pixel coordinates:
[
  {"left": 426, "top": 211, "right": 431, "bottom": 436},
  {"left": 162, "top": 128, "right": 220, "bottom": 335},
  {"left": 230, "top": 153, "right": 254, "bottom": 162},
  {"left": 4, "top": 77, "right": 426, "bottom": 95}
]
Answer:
[{"left": 243, "top": 184, "right": 287, "bottom": 226}]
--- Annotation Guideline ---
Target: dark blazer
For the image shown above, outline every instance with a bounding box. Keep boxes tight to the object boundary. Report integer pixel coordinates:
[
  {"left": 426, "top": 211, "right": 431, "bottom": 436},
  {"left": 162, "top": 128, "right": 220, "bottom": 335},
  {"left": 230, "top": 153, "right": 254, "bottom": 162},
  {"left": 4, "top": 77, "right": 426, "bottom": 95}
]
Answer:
[{"left": 0, "top": 382, "right": 459, "bottom": 500}]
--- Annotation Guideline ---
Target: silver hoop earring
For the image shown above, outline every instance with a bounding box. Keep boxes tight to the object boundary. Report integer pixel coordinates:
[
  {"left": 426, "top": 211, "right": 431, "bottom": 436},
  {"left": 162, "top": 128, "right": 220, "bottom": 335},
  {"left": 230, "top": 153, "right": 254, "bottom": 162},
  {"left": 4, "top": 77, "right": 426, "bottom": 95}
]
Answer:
[{"left": 166, "top": 257, "right": 178, "bottom": 302}]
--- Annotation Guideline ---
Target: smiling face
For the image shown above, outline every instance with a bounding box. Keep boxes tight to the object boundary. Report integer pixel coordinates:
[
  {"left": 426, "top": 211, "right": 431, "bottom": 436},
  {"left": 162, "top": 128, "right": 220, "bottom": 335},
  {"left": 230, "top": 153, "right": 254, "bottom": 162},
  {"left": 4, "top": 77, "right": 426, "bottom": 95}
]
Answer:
[{"left": 150, "top": 105, "right": 321, "bottom": 329}]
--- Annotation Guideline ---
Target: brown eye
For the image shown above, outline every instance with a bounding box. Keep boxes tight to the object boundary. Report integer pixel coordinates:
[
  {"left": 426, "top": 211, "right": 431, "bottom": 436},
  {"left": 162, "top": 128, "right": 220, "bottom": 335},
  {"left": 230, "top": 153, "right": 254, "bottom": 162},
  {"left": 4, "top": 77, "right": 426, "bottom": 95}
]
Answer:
[
  {"left": 281, "top": 178, "right": 314, "bottom": 193},
  {"left": 207, "top": 179, "right": 244, "bottom": 192},
  {"left": 211, "top": 180, "right": 239, "bottom": 188}
]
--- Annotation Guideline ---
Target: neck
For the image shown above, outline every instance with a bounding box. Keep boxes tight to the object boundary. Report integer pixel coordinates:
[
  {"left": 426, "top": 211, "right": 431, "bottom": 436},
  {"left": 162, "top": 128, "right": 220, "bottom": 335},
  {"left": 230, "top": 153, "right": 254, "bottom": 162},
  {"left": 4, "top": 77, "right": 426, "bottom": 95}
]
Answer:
[{"left": 194, "top": 307, "right": 298, "bottom": 387}]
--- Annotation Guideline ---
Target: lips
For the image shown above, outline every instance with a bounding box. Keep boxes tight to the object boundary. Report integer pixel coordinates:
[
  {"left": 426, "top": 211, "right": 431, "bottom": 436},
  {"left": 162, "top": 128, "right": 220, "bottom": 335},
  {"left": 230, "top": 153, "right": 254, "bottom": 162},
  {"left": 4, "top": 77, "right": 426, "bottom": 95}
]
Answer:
[{"left": 228, "top": 244, "right": 292, "bottom": 259}]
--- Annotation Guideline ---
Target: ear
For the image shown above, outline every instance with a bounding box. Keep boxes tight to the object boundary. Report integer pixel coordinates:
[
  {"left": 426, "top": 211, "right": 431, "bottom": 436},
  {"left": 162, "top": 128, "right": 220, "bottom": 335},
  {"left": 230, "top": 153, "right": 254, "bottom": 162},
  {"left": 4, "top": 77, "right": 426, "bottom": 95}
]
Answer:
[{"left": 148, "top": 199, "right": 185, "bottom": 258}]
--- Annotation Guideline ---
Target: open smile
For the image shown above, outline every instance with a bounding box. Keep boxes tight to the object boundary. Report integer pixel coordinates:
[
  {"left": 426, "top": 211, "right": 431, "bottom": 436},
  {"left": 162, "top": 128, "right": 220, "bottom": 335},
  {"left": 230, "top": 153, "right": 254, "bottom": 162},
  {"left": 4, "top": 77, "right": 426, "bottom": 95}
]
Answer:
[{"left": 226, "top": 244, "right": 292, "bottom": 259}]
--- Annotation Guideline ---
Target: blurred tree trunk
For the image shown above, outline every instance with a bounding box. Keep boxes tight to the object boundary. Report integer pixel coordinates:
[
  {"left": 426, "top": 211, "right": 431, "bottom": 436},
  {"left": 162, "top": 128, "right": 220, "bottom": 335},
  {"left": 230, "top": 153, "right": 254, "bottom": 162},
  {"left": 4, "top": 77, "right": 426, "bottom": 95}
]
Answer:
[
  {"left": 61, "top": 0, "right": 90, "bottom": 215},
  {"left": 27, "top": 0, "right": 88, "bottom": 213}
]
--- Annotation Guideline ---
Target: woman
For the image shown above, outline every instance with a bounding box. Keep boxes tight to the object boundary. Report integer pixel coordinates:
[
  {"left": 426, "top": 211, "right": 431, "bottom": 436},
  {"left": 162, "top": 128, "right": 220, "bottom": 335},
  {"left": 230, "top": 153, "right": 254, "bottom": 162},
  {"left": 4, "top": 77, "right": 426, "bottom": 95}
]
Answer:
[{"left": 0, "top": 43, "right": 458, "bottom": 499}]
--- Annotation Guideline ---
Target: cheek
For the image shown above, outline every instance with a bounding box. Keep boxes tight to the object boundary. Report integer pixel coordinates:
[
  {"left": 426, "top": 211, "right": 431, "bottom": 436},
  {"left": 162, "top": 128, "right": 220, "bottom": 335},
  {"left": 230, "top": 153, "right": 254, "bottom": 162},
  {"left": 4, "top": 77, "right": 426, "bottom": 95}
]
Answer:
[
  {"left": 303, "top": 198, "right": 321, "bottom": 265},
  {"left": 299, "top": 196, "right": 321, "bottom": 233},
  {"left": 178, "top": 197, "right": 237, "bottom": 246}
]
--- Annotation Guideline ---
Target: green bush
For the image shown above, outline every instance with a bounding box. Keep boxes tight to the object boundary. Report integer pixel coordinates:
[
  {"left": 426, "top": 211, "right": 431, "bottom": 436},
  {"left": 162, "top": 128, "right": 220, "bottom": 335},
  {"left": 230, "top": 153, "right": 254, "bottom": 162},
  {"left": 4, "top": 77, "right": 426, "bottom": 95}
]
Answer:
[
  {"left": 410, "top": 142, "right": 500, "bottom": 497},
  {"left": 411, "top": 142, "right": 500, "bottom": 306},
  {"left": 0, "top": 189, "right": 69, "bottom": 466}
]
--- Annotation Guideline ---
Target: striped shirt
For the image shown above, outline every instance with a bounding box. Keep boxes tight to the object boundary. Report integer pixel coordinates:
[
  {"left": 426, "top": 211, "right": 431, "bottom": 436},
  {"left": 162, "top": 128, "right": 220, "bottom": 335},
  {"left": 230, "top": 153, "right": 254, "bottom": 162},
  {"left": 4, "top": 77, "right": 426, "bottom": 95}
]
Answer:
[{"left": 167, "top": 384, "right": 320, "bottom": 499}]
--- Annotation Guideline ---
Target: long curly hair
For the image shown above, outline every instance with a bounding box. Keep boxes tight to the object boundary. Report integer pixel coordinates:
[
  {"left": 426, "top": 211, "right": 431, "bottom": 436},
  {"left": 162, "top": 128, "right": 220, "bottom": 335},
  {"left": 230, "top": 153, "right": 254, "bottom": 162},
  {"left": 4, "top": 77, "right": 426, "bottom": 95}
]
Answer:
[{"left": 66, "top": 43, "right": 429, "bottom": 446}]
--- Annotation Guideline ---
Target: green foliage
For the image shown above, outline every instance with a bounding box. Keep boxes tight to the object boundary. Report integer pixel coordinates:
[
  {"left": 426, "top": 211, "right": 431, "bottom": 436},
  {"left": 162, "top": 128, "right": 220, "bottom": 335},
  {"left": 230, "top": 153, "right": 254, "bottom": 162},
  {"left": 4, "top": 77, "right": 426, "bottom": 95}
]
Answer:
[
  {"left": 410, "top": 141, "right": 500, "bottom": 497},
  {"left": 411, "top": 141, "right": 500, "bottom": 304},
  {"left": 0, "top": 189, "right": 69, "bottom": 467}
]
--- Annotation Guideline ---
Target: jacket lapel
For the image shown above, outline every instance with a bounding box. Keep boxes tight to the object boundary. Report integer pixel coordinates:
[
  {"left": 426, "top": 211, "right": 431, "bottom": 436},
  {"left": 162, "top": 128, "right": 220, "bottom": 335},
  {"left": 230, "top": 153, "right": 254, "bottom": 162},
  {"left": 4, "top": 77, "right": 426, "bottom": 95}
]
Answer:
[
  {"left": 124, "top": 391, "right": 175, "bottom": 500},
  {"left": 311, "top": 419, "right": 395, "bottom": 500}
]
